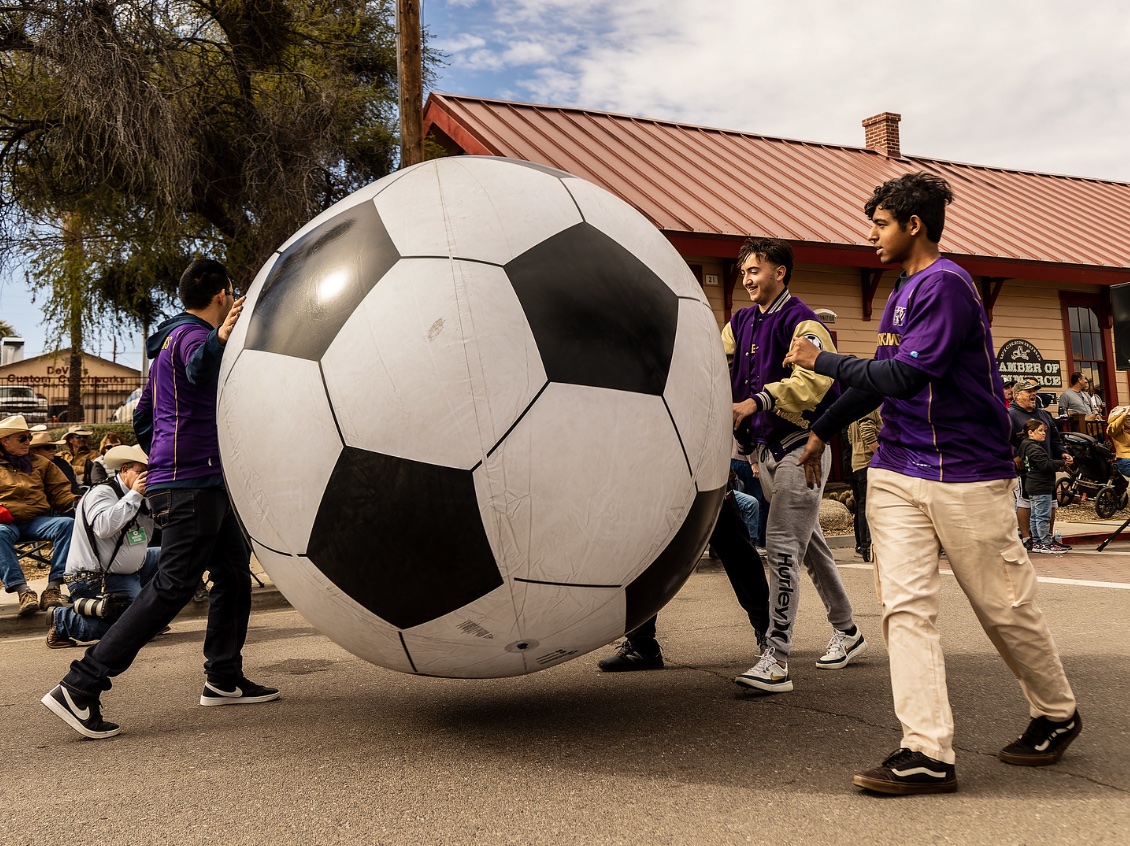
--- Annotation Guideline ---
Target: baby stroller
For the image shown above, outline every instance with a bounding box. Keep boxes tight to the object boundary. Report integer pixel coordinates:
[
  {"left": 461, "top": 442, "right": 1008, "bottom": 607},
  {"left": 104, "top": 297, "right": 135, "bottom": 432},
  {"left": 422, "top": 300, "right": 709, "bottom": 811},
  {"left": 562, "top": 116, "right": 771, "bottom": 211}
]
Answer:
[{"left": 1055, "top": 431, "right": 1128, "bottom": 518}]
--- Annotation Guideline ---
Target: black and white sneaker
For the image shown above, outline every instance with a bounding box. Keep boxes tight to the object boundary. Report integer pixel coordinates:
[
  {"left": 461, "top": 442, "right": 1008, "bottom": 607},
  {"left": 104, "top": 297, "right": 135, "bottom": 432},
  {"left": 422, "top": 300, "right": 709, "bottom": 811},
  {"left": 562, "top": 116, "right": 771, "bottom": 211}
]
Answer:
[
  {"left": 816, "top": 627, "right": 868, "bottom": 669},
  {"left": 853, "top": 748, "right": 958, "bottom": 795},
  {"left": 41, "top": 684, "right": 121, "bottom": 739},
  {"left": 199, "top": 677, "right": 281, "bottom": 707},
  {"left": 597, "top": 641, "right": 664, "bottom": 672},
  {"left": 999, "top": 710, "right": 1082, "bottom": 766}
]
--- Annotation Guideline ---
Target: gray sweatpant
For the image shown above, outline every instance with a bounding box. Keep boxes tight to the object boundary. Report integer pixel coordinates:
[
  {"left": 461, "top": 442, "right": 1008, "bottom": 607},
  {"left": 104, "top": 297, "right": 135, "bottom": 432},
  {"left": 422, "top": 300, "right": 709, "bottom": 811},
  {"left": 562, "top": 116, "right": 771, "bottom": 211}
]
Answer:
[{"left": 758, "top": 445, "right": 856, "bottom": 663}]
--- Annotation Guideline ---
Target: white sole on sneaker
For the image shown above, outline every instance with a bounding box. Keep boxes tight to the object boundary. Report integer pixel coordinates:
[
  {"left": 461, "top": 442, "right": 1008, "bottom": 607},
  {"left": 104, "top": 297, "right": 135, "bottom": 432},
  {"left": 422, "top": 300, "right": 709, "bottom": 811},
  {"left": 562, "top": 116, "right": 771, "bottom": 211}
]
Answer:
[
  {"left": 40, "top": 690, "right": 120, "bottom": 739},
  {"left": 734, "top": 674, "right": 793, "bottom": 693},
  {"left": 199, "top": 682, "right": 281, "bottom": 706},
  {"left": 816, "top": 638, "right": 869, "bottom": 669}
]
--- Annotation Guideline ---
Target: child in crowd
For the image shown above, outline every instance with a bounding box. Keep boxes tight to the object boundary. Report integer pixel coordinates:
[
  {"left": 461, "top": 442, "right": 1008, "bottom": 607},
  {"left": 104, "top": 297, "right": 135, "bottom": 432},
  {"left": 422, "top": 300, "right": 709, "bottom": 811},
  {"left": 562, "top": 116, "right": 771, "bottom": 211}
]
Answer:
[{"left": 1019, "top": 419, "right": 1067, "bottom": 554}]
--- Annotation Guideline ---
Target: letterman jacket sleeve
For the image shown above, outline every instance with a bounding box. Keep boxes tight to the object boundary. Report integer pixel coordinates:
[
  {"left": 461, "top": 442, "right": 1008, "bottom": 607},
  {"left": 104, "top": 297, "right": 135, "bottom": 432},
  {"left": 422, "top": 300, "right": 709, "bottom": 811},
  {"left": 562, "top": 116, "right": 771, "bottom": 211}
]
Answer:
[{"left": 753, "top": 319, "right": 836, "bottom": 415}]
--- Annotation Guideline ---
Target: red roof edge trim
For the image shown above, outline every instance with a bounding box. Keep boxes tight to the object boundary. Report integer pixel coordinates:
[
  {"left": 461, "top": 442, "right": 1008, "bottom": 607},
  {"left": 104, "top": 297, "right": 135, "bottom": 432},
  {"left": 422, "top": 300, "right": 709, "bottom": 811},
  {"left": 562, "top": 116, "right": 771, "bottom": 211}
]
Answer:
[
  {"left": 666, "top": 233, "right": 1130, "bottom": 286},
  {"left": 423, "top": 93, "right": 497, "bottom": 156}
]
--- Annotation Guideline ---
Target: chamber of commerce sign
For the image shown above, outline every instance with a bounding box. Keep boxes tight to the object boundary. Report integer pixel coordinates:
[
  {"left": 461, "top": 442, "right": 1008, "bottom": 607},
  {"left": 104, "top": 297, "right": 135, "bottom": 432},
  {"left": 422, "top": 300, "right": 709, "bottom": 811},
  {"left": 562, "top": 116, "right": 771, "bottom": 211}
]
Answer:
[{"left": 996, "top": 339, "right": 1062, "bottom": 387}]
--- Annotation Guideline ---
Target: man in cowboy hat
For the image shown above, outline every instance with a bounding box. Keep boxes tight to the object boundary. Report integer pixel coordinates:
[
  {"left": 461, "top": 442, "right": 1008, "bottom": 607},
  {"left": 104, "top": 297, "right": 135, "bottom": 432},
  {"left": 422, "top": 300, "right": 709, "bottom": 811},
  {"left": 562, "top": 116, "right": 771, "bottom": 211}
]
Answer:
[
  {"left": 0, "top": 415, "right": 76, "bottom": 615},
  {"left": 60, "top": 424, "right": 98, "bottom": 487},
  {"left": 28, "top": 431, "right": 82, "bottom": 495},
  {"left": 48, "top": 444, "right": 159, "bottom": 648}
]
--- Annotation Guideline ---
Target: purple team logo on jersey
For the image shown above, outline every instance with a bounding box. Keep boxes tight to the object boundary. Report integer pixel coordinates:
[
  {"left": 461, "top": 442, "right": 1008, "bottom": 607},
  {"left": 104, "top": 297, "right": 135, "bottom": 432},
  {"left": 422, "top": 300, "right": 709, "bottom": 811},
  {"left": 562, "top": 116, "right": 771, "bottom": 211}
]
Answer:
[{"left": 893, "top": 306, "right": 906, "bottom": 326}]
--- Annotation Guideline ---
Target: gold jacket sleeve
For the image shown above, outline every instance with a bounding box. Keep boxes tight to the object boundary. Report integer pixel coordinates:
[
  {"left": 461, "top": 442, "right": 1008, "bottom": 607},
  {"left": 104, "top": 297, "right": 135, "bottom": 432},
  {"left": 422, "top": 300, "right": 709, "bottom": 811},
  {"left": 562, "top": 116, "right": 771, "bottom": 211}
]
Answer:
[
  {"left": 765, "top": 319, "right": 837, "bottom": 414},
  {"left": 721, "top": 322, "right": 736, "bottom": 357}
]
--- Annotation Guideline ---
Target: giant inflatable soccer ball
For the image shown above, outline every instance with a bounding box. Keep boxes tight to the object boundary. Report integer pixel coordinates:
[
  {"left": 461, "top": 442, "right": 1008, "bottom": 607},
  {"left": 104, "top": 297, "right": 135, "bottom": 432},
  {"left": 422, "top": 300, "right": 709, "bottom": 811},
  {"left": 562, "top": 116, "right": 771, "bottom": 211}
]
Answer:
[{"left": 217, "top": 156, "right": 731, "bottom": 678}]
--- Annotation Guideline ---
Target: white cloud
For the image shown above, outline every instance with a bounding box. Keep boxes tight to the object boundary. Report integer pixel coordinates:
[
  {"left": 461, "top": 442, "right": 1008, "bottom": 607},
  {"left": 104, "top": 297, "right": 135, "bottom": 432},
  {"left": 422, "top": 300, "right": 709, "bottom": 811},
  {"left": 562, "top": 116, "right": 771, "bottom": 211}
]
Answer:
[{"left": 428, "top": 0, "right": 1130, "bottom": 181}]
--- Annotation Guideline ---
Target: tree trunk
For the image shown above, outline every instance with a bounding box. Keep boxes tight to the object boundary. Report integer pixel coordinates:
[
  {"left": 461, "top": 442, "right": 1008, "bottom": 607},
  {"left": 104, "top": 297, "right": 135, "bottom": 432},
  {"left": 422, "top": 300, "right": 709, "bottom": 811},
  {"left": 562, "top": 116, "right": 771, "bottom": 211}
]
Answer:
[{"left": 61, "top": 212, "right": 86, "bottom": 422}]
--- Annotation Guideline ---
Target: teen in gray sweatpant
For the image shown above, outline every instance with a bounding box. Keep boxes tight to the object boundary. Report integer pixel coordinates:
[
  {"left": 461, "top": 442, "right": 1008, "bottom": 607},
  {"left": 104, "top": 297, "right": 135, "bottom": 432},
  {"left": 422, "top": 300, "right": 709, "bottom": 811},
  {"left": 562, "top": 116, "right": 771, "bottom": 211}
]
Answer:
[{"left": 757, "top": 446, "right": 855, "bottom": 664}]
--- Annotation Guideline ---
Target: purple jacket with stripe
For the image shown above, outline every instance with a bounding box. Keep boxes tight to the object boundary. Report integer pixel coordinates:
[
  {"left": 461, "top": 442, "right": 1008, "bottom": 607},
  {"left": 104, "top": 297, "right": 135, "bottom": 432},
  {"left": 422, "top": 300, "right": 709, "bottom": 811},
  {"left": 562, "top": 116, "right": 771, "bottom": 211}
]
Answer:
[{"left": 133, "top": 313, "right": 226, "bottom": 490}]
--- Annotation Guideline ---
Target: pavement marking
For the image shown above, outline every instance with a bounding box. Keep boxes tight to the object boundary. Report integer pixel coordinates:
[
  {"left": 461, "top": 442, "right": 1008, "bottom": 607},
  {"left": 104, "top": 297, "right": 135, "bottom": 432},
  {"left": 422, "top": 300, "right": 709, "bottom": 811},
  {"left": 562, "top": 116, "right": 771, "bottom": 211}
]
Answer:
[{"left": 836, "top": 562, "right": 1130, "bottom": 590}]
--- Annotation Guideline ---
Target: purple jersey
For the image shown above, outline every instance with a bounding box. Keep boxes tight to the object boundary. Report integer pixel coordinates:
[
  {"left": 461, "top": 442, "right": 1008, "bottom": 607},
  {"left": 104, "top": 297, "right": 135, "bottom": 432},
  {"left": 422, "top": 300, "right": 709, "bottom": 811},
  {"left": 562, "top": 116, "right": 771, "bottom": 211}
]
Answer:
[{"left": 870, "top": 257, "right": 1015, "bottom": 483}]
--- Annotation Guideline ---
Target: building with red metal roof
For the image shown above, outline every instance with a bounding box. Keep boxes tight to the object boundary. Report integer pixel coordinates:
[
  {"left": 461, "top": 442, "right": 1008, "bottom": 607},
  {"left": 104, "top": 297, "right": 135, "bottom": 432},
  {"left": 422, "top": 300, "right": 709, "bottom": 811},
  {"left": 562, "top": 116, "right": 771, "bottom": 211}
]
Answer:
[{"left": 423, "top": 92, "right": 1130, "bottom": 407}]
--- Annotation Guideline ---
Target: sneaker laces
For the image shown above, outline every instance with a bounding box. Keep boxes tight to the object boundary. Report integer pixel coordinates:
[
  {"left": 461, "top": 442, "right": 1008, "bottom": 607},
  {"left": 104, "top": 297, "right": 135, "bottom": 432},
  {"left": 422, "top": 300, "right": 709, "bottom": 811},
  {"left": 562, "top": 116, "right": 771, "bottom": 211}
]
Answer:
[
  {"left": 825, "top": 630, "right": 847, "bottom": 655},
  {"left": 752, "top": 647, "right": 779, "bottom": 673}
]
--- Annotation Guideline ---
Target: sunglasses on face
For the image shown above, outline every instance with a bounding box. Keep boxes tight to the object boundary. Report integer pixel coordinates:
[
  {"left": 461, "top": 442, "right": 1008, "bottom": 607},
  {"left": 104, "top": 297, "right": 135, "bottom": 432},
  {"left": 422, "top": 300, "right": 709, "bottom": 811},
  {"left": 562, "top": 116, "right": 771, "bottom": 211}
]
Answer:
[{"left": 12, "top": 434, "right": 32, "bottom": 444}]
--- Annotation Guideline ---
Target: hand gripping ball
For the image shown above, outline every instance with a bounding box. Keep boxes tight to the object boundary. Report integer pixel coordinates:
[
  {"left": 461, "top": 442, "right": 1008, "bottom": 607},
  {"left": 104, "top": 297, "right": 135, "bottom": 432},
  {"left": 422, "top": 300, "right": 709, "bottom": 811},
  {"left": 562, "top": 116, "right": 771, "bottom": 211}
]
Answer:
[{"left": 217, "top": 156, "right": 731, "bottom": 678}]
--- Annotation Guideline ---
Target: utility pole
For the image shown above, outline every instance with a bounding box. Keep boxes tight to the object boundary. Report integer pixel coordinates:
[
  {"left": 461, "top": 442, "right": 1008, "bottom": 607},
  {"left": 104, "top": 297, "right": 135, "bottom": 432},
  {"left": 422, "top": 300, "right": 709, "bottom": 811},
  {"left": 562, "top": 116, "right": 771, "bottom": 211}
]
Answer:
[{"left": 397, "top": 0, "right": 424, "bottom": 168}]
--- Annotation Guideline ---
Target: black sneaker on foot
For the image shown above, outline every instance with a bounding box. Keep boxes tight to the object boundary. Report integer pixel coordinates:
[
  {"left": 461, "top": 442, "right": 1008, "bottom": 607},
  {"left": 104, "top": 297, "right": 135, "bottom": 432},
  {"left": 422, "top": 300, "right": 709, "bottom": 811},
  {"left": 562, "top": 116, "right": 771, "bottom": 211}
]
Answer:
[
  {"left": 199, "top": 677, "right": 281, "bottom": 706},
  {"left": 41, "top": 684, "right": 120, "bottom": 739},
  {"left": 999, "top": 710, "right": 1082, "bottom": 766},
  {"left": 852, "top": 748, "right": 958, "bottom": 795},
  {"left": 597, "top": 641, "right": 663, "bottom": 672}
]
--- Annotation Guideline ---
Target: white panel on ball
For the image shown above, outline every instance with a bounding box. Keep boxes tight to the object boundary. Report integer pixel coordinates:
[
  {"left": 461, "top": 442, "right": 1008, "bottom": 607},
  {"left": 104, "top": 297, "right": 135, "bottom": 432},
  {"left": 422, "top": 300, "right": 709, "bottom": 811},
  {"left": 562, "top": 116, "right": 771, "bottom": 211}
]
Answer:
[
  {"left": 218, "top": 350, "right": 342, "bottom": 554},
  {"left": 473, "top": 382, "right": 695, "bottom": 588},
  {"left": 663, "top": 300, "right": 732, "bottom": 492},
  {"left": 374, "top": 157, "right": 583, "bottom": 265},
  {"left": 252, "top": 542, "right": 413, "bottom": 674},
  {"left": 320, "top": 258, "right": 547, "bottom": 469},
  {"left": 563, "top": 176, "right": 706, "bottom": 300}
]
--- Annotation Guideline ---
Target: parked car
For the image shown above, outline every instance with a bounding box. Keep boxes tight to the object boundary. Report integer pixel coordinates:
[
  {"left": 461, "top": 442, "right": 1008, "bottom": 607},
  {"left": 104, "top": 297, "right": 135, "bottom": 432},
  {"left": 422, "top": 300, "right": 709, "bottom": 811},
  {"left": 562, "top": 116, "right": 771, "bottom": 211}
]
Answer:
[
  {"left": 0, "top": 385, "right": 49, "bottom": 425},
  {"left": 111, "top": 386, "right": 144, "bottom": 424}
]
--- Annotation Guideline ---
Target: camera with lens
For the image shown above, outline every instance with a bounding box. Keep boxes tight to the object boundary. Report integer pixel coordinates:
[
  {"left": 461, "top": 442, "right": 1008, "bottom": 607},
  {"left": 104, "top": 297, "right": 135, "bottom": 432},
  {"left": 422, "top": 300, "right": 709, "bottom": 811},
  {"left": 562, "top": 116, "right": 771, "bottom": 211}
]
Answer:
[{"left": 72, "top": 593, "right": 132, "bottom": 623}]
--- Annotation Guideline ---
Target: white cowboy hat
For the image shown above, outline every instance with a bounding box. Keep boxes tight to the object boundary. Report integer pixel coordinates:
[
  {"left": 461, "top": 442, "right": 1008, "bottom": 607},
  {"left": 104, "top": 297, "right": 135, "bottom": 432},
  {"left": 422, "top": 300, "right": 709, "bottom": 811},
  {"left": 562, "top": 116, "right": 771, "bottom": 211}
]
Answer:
[
  {"left": 64, "top": 424, "right": 94, "bottom": 437},
  {"left": 0, "top": 415, "right": 31, "bottom": 439},
  {"left": 103, "top": 444, "right": 149, "bottom": 472},
  {"left": 29, "top": 432, "right": 58, "bottom": 448}
]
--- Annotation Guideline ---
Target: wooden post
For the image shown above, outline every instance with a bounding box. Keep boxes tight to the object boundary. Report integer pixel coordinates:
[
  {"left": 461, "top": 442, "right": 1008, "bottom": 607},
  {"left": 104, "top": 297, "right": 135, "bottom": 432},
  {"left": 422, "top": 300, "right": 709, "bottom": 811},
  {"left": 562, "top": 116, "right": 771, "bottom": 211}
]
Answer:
[{"left": 397, "top": 0, "right": 424, "bottom": 167}]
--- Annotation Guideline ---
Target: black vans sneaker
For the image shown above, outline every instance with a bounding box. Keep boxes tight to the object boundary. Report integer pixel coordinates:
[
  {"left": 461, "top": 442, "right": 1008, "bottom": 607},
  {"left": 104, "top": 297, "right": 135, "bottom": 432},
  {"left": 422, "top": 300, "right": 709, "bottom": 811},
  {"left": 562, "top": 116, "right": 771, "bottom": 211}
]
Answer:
[
  {"left": 41, "top": 684, "right": 120, "bottom": 739},
  {"left": 199, "top": 677, "right": 281, "bottom": 706},
  {"left": 852, "top": 748, "right": 958, "bottom": 795},
  {"left": 597, "top": 641, "right": 664, "bottom": 672},
  {"left": 999, "top": 710, "right": 1082, "bottom": 766}
]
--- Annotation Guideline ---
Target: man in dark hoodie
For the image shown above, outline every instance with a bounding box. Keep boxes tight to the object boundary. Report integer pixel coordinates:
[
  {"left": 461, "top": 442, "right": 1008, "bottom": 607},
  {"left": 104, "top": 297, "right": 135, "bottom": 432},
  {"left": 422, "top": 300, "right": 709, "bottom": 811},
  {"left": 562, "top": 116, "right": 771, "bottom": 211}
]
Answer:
[{"left": 43, "top": 259, "right": 279, "bottom": 739}]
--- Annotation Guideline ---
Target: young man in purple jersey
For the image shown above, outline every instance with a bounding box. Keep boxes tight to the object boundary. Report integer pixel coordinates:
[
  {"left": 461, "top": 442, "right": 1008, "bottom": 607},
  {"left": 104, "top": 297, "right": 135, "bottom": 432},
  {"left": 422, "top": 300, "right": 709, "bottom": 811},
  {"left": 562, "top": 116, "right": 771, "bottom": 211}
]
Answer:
[
  {"left": 42, "top": 259, "right": 279, "bottom": 739},
  {"left": 785, "top": 173, "right": 1079, "bottom": 795}
]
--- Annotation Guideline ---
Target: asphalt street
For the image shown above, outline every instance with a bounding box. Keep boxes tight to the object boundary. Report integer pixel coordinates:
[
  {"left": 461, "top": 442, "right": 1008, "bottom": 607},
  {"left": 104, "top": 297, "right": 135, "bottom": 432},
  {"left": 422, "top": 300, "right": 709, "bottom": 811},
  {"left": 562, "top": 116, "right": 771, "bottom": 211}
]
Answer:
[{"left": 2, "top": 560, "right": 1128, "bottom": 846}]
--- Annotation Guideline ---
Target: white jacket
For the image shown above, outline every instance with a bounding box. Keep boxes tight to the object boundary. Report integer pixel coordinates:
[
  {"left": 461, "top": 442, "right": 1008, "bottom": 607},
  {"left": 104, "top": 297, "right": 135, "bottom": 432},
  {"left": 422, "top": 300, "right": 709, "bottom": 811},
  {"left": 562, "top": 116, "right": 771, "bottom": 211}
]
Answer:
[{"left": 65, "top": 477, "right": 155, "bottom": 575}]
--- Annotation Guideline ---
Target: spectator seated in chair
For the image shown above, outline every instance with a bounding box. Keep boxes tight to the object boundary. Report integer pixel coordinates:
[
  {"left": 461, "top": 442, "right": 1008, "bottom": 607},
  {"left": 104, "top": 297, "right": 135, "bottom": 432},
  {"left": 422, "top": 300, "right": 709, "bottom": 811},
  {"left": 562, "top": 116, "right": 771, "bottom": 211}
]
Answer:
[
  {"left": 28, "top": 432, "right": 82, "bottom": 495},
  {"left": 0, "top": 415, "right": 77, "bottom": 616}
]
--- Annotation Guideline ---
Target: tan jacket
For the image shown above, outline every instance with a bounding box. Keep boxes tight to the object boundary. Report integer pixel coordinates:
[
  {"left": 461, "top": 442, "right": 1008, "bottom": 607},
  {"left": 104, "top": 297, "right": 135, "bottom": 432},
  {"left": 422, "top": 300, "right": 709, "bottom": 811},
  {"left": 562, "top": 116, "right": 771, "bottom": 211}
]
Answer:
[
  {"left": 1107, "top": 407, "right": 1130, "bottom": 460},
  {"left": 61, "top": 446, "right": 98, "bottom": 482},
  {"left": 847, "top": 409, "right": 883, "bottom": 473},
  {"left": 0, "top": 452, "right": 77, "bottom": 523}
]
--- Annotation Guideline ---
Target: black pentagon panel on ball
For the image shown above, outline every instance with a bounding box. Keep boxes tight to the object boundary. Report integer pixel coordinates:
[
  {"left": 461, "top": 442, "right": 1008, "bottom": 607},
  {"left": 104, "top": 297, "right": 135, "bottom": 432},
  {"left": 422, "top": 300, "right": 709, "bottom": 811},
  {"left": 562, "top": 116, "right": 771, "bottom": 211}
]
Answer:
[
  {"left": 307, "top": 447, "right": 503, "bottom": 630},
  {"left": 505, "top": 223, "right": 679, "bottom": 396},
  {"left": 622, "top": 486, "right": 726, "bottom": 633},
  {"left": 243, "top": 200, "right": 400, "bottom": 361}
]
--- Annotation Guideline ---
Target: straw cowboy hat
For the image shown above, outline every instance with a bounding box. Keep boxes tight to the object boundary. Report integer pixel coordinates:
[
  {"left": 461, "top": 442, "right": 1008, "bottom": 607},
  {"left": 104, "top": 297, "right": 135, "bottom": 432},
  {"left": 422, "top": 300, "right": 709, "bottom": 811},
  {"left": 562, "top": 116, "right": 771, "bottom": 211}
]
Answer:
[
  {"left": 103, "top": 444, "right": 149, "bottom": 472},
  {"left": 0, "top": 415, "right": 31, "bottom": 438},
  {"left": 29, "top": 432, "right": 58, "bottom": 448},
  {"left": 64, "top": 424, "right": 94, "bottom": 437}
]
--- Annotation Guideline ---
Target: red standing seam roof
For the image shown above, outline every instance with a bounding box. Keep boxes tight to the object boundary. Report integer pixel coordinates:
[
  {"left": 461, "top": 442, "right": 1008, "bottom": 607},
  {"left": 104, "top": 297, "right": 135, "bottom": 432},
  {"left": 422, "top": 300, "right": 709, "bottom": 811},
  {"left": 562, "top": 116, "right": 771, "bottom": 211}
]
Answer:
[{"left": 423, "top": 93, "right": 1130, "bottom": 278}]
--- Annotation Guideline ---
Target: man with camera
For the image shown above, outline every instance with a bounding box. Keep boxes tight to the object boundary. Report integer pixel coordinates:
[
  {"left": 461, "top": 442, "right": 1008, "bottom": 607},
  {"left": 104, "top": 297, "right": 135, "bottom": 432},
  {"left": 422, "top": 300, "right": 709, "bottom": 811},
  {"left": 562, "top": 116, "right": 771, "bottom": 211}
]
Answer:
[{"left": 47, "top": 444, "right": 159, "bottom": 648}]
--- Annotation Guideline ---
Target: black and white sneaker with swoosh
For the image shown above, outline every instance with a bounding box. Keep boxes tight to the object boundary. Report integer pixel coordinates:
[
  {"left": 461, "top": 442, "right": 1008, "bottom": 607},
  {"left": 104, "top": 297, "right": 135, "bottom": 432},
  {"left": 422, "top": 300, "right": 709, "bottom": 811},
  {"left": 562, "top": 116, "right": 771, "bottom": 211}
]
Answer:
[
  {"left": 199, "top": 677, "right": 281, "bottom": 706},
  {"left": 41, "top": 684, "right": 121, "bottom": 739},
  {"left": 852, "top": 748, "right": 958, "bottom": 795},
  {"left": 999, "top": 710, "right": 1082, "bottom": 766}
]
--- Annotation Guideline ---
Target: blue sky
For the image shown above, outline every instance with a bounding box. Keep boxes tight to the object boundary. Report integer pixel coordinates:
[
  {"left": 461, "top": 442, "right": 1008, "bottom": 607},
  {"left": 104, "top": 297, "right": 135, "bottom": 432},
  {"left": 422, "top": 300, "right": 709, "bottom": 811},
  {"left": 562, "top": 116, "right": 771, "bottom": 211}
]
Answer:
[{"left": 3, "top": 0, "right": 1128, "bottom": 367}]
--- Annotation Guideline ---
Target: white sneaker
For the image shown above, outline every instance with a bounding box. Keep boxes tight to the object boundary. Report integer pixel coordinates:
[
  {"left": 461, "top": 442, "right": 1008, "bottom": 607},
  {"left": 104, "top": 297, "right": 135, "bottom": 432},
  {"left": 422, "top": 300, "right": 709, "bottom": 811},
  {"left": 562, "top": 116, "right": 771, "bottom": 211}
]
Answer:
[
  {"left": 735, "top": 647, "right": 792, "bottom": 693},
  {"left": 816, "top": 627, "right": 868, "bottom": 669}
]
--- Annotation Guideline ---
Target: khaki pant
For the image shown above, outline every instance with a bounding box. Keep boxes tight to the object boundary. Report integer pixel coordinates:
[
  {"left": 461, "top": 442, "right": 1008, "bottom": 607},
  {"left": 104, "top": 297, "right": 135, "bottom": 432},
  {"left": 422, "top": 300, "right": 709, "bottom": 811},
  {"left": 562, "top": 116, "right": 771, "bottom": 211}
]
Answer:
[{"left": 866, "top": 468, "right": 1077, "bottom": 764}]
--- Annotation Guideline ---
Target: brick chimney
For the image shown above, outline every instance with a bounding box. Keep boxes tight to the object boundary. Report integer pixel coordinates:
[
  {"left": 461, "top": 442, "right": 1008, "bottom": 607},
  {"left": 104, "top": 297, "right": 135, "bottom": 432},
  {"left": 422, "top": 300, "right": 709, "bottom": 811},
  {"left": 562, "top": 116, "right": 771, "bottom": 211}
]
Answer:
[{"left": 862, "top": 112, "right": 902, "bottom": 158}]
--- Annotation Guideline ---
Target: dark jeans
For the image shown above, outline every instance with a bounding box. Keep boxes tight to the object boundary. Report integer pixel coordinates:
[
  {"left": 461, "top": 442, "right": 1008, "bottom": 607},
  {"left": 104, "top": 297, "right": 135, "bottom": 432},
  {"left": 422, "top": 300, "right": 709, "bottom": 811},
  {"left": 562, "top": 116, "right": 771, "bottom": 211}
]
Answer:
[
  {"left": 628, "top": 494, "right": 770, "bottom": 649},
  {"left": 63, "top": 488, "right": 252, "bottom": 696},
  {"left": 851, "top": 468, "right": 871, "bottom": 551}
]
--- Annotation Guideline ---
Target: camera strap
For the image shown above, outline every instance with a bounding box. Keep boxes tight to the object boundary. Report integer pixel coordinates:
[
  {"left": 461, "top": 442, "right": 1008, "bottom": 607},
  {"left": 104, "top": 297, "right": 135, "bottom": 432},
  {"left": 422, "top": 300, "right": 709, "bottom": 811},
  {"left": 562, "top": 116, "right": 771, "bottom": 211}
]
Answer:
[{"left": 80, "top": 480, "right": 132, "bottom": 579}]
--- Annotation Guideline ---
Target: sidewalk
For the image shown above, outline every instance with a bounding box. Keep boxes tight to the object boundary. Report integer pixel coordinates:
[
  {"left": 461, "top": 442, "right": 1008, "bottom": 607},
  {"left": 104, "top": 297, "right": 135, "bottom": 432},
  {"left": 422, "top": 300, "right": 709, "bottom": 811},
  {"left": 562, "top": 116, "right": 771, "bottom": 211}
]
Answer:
[{"left": 0, "top": 555, "right": 288, "bottom": 638}]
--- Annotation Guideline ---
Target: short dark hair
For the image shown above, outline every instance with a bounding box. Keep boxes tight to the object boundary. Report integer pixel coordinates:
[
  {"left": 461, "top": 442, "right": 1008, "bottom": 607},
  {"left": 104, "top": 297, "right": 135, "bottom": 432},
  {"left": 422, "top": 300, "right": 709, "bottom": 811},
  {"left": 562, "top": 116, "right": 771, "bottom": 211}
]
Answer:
[
  {"left": 737, "top": 237, "right": 793, "bottom": 286},
  {"left": 864, "top": 172, "right": 954, "bottom": 243},
  {"left": 179, "top": 259, "right": 230, "bottom": 310},
  {"left": 1024, "top": 418, "right": 1047, "bottom": 435},
  {"left": 1070, "top": 371, "right": 1084, "bottom": 386}
]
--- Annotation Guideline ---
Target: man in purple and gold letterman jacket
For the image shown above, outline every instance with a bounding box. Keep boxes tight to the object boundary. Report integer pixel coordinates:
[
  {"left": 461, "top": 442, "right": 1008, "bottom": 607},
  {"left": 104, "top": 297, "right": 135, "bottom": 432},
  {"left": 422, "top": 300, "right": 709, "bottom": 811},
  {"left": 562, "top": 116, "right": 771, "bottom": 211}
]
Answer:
[{"left": 726, "top": 237, "right": 866, "bottom": 696}]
